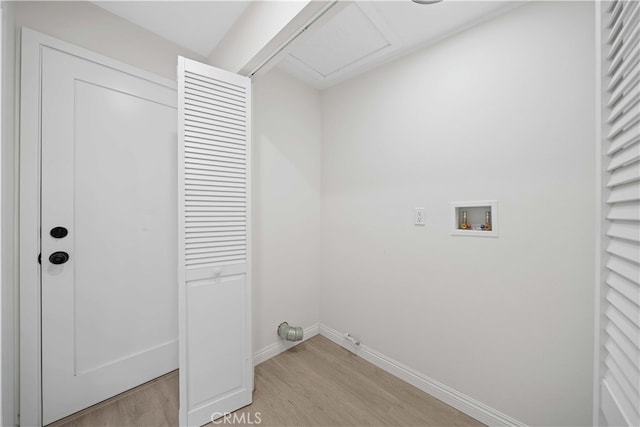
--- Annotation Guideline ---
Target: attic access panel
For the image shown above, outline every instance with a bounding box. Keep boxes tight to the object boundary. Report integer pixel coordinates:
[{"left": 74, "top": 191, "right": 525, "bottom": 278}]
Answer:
[{"left": 290, "top": 3, "right": 391, "bottom": 78}]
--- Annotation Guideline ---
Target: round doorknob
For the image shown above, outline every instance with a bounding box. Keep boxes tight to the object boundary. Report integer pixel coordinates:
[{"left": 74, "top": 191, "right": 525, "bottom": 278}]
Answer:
[
  {"left": 49, "top": 251, "right": 69, "bottom": 265},
  {"left": 50, "top": 226, "right": 68, "bottom": 239}
]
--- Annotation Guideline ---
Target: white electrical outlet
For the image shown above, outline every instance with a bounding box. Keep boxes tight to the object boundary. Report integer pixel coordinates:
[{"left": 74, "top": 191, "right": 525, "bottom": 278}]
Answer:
[{"left": 414, "top": 207, "right": 425, "bottom": 225}]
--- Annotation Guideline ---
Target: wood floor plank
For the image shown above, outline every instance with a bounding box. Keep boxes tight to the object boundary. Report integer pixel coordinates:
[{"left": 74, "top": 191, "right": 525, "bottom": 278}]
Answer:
[
  {"left": 51, "top": 336, "right": 483, "bottom": 427},
  {"left": 48, "top": 371, "right": 178, "bottom": 427},
  {"left": 215, "top": 336, "right": 483, "bottom": 427}
]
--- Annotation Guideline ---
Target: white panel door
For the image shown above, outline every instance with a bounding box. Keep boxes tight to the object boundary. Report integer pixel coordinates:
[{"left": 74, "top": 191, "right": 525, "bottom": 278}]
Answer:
[
  {"left": 40, "top": 47, "right": 178, "bottom": 424},
  {"left": 177, "top": 57, "right": 252, "bottom": 427}
]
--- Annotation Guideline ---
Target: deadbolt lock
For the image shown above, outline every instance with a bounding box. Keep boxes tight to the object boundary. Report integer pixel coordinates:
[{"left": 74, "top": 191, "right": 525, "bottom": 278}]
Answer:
[{"left": 49, "top": 251, "right": 69, "bottom": 265}]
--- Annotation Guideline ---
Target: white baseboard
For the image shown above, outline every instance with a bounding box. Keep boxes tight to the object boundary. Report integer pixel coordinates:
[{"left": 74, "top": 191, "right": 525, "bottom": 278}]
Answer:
[
  {"left": 253, "top": 323, "right": 320, "bottom": 366},
  {"left": 252, "top": 322, "right": 526, "bottom": 426},
  {"left": 319, "top": 324, "right": 527, "bottom": 427}
]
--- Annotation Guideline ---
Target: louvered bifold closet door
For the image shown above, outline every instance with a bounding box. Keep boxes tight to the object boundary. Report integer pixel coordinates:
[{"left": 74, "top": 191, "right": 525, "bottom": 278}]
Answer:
[
  {"left": 600, "top": 2, "right": 640, "bottom": 426},
  {"left": 177, "top": 57, "right": 252, "bottom": 427}
]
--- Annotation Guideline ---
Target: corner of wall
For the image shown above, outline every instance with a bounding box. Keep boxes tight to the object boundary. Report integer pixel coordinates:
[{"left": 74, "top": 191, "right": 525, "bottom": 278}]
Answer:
[
  {"left": 251, "top": 67, "right": 323, "bottom": 358},
  {"left": 254, "top": 323, "right": 320, "bottom": 366}
]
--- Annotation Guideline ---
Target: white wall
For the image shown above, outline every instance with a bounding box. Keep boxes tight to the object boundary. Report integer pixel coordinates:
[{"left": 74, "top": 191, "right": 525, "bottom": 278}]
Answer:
[
  {"left": 13, "top": 1, "right": 205, "bottom": 80},
  {"left": 319, "top": 2, "right": 595, "bottom": 426},
  {"left": 252, "top": 68, "right": 322, "bottom": 353}
]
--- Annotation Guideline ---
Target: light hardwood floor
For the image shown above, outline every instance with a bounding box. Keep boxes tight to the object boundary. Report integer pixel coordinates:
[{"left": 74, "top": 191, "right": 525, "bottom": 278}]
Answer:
[
  {"left": 48, "top": 371, "right": 179, "bottom": 427},
  {"left": 50, "top": 335, "right": 484, "bottom": 427}
]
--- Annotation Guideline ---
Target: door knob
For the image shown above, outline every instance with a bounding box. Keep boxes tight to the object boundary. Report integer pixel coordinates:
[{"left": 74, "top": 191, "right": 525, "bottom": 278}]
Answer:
[
  {"left": 49, "top": 251, "right": 69, "bottom": 265},
  {"left": 50, "top": 227, "right": 68, "bottom": 238}
]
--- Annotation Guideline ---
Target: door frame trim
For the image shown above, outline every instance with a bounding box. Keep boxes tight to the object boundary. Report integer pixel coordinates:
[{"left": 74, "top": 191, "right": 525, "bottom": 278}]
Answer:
[{"left": 19, "top": 28, "right": 176, "bottom": 426}]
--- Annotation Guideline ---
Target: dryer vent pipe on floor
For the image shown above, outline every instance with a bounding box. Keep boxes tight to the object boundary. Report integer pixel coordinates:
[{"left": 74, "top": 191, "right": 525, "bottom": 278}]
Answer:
[{"left": 278, "top": 322, "right": 303, "bottom": 342}]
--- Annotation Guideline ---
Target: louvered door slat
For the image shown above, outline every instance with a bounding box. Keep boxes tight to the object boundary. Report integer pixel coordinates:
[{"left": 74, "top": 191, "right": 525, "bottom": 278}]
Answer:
[
  {"left": 186, "top": 118, "right": 246, "bottom": 137},
  {"left": 611, "top": 1, "right": 638, "bottom": 40},
  {"left": 185, "top": 201, "right": 246, "bottom": 208},
  {"left": 186, "top": 168, "right": 244, "bottom": 178},
  {"left": 184, "top": 80, "right": 246, "bottom": 105},
  {"left": 607, "top": 273, "right": 640, "bottom": 309},
  {"left": 607, "top": 85, "right": 639, "bottom": 122},
  {"left": 606, "top": 238, "right": 640, "bottom": 263},
  {"left": 184, "top": 97, "right": 246, "bottom": 120},
  {"left": 186, "top": 142, "right": 246, "bottom": 158},
  {"left": 178, "top": 57, "right": 252, "bottom": 427},
  {"left": 186, "top": 158, "right": 246, "bottom": 172},
  {"left": 608, "top": 65, "right": 639, "bottom": 105},
  {"left": 185, "top": 197, "right": 246, "bottom": 205},
  {"left": 188, "top": 110, "right": 244, "bottom": 134},
  {"left": 608, "top": 52, "right": 639, "bottom": 91},
  {"left": 185, "top": 86, "right": 245, "bottom": 107},
  {"left": 606, "top": 339, "right": 640, "bottom": 395},
  {"left": 185, "top": 79, "right": 245, "bottom": 99},
  {"left": 186, "top": 181, "right": 246, "bottom": 190},
  {"left": 186, "top": 134, "right": 246, "bottom": 149},
  {"left": 604, "top": 374, "right": 638, "bottom": 425},
  {"left": 183, "top": 76, "right": 246, "bottom": 99},
  {"left": 185, "top": 104, "right": 246, "bottom": 125},
  {"left": 185, "top": 232, "right": 245, "bottom": 240},
  {"left": 186, "top": 247, "right": 246, "bottom": 257},
  {"left": 600, "top": 3, "right": 640, "bottom": 426},
  {"left": 609, "top": 1, "right": 624, "bottom": 26},
  {"left": 185, "top": 113, "right": 246, "bottom": 133},
  {"left": 186, "top": 240, "right": 246, "bottom": 250},
  {"left": 186, "top": 152, "right": 245, "bottom": 166},
  {"left": 606, "top": 108, "right": 639, "bottom": 139},
  {"left": 607, "top": 222, "right": 640, "bottom": 242},
  {"left": 609, "top": 2, "right": 639, "bottom": 47},
  {"left": 606, "top": 287, "right": 640, "bottom": 326},
  {"left": 185, "top": 87, "right": 246, "bottom": 110},
  {"left": 186, "top": 242, "right": 246, "bottom": 250},
  {"left": 186, "top": 243, "right": 246, "bottom": 252},
  {"left": 185, "top": 188, "right": 246, "bottom": 196},
  {"left": 185, "top": 71, "right": 245, "bottom": 95},
  {"left": 604, "top": 366, "right": 640, "bottom": 421},
  {"left": 607, "top": 180, "right": 640, "bottom": 203},
  {"left": 608, "top": 17, "right": 640, "bottom": 61},
  {"left": 186, "top": 249, "right": 246, "bottom": 260},
  {"left": 186, "top": 175, "right": 245, "bottom": 185},
  {"left": 607, "top": 124, "right": 640, "bottom": 155},
  {"left": 606, "top": 305, "right": 640, "bottom": 349},
  {"left": 606, "top": 322, "right": 640, "bottom": 366},
  {"left": 606, "top": 201, "right": 640, "bottom": 221},
  {"left": 184, "top": 82, "right": 246, "bottom": 105},
  {"left": 607, "top": 257, "right": 640, "bottom": 287},
  {"left": 186, "top": 127, "right": 246, "bottom": 144},
  {"left": 604, "top": 352, "right": 639, "bottom": 405},
  {"left": 185, "top": 205, "right": 246, "bottom": 212},
  {"left": 606, "top": 142, "right": 639, "bottom": 170}
]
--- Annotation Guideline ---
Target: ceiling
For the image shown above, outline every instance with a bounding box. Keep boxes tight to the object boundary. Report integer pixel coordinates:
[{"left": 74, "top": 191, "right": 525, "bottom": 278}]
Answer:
[
  {"left": 93, "top": 0, "right": 524, "bottom": 89},
  {"left": 92, "top": 1, "right": 251, "bottom": 58},
  {"left": 281, "top": 1, "right": 524, "bottom": 88}
]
